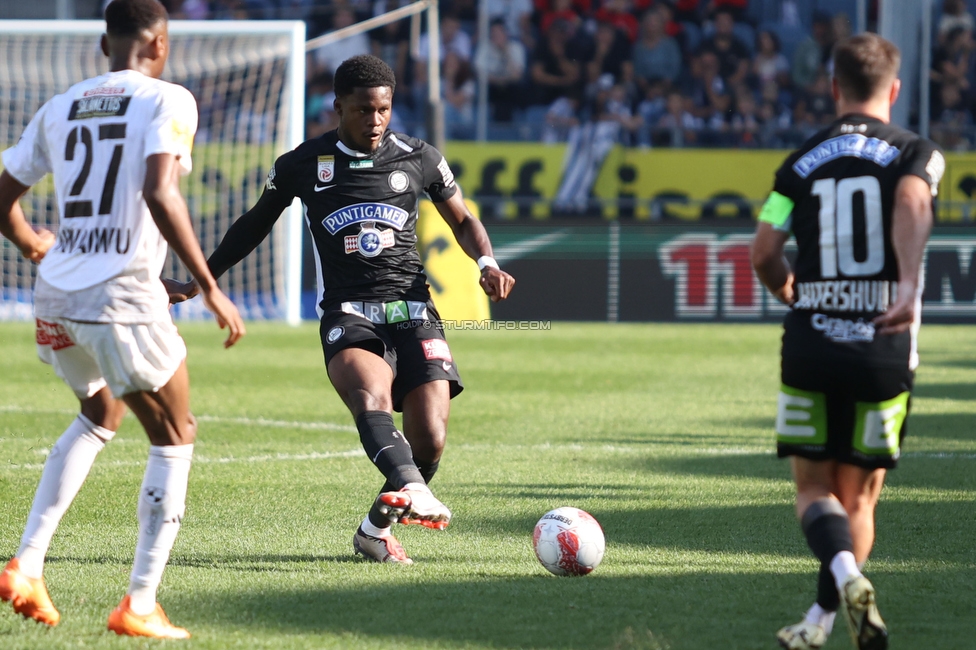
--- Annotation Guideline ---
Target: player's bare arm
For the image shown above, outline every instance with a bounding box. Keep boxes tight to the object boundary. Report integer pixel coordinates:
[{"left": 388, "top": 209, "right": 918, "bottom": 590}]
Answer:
[
  {"left": 144, "top": 153, "right": 245, "bottom": 347},
  {"left": 751, "top": 221, "right": 794, "bottom": 305},
  {"left": 434, "top": 189, "right": 515, "bottom": 302},
  {"left": 0, "top": 171, "right": 55, "bottom": 262},
  {"left": 873, "top": 174, "right": 933, "bottom": 335}
]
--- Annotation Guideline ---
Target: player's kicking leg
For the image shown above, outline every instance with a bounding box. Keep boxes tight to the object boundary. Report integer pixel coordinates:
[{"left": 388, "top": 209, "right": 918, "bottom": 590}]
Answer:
[
  {"left": 0, "top": 388, "right": 126, "bottom": 627},
  {"left": 779, "top": 458, "right": 887, "bottom": 650},
  {"left": 328, "top": 348, "right": 450, "bottom": 564},
  {"left": 354, "top": 381, "right": 451, "bottom": 563},
  {"left": 106, "top": 360, "right": 195, "bottom": 640}
]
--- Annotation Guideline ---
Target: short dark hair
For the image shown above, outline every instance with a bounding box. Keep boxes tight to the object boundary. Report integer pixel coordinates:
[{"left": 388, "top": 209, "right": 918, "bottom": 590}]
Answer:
[
  {"left": 105, "top": 0, "right": 168, "bottom": 38},
  {"left": 334, "top": 54, "right": 397, "bottom": 97},
  {"left": 833, "top": 33, "right": 901, "bottom": 103}
]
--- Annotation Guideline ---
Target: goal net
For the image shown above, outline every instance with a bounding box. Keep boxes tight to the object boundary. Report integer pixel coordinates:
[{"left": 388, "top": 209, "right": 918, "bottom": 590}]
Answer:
[{"left": 0, "top": 20, "right": 305, "bottom": 323}]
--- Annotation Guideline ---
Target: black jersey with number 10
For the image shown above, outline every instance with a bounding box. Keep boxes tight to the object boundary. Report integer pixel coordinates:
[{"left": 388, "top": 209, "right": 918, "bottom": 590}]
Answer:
[{"left": 769, "top": 114, "right": 944, "bottom": 316}]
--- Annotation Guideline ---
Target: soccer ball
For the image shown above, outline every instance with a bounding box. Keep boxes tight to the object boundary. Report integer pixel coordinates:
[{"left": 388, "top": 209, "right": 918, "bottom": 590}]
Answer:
[{"left": 532, "top": 507, "right": 605, "bottom": 576}]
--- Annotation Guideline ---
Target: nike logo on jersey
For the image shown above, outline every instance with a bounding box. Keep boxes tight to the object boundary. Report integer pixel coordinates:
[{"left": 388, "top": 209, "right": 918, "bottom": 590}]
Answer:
[
  {"left": 442, "top": 362, "right": 453, "bottom": 372},
  {"left": 314, "top": 183, "right": 336, "bottom": 192}
]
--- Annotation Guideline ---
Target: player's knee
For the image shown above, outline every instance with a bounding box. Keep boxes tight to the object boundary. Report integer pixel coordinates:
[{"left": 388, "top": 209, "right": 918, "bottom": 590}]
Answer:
[
  {"left": 80, "top": 393, "right": 125, "bottom": 431},
  {"left": 410, "top": 426, "right": 446, "bottom": 462},
  {"left": 346, "top": 388, "right": 393, "bottom": 414}
]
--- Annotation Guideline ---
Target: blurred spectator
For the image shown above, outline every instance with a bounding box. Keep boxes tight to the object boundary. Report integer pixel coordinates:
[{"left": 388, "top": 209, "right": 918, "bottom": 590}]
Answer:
[
  {"left": 486, "top": 0, "right": 536, "bottom": 50},
  {"left": 729, "top": 85, "right": 760, "bottom": 145},
  {"left": 637, "top": 77, "right": 668, "bottom": 137},
  {"left": 931, "top": 25, "right": 974, "bottom": 113},
  {"left": 794, "top": 72, "right": 834, "bottom": 135},
  {"left": 594, "top": 0, "right": 640, "bottom": 43},
  {"left": 597, "top": 82, "right": 643, "bottom": 145},
  {"left": 530, "top": 19, "right": 583, "bottom": 105},
  {"left": 370, "top": 5, "right": 411, "bottom": 86},
  {"left": 685, "top": 50, "right": 727, "bottom": 119},
  {"left": 211, "top": 0, "right": 250, "bottom": 19},
  {"left": 314, "top": 8, "right": 371, "bottom": 75},
  {"left": 475, "top": 19, "right": 528, "bottom": 122},
  {"left": 540, "top": 0, "right": 584, "bottom": 35},
  {"left": 586, "top": 22, "right": 634, "bottom": 90},
  {"left": 656, "top": 90, "right": 702, "bottom": 145},
  {"left": 792, "top": 11, "right": 833, "bottom": 90},
  {"left": 442, "top": 51, "right": 477, "bottom": 139},
  {"left": 698, "top": 10, "right": 750, "bottom": 86},
  {"left": 939, "top": 0, "right": 975, "bottom": 44},
  {"left": 542, "top": 92, "right": 583, "bottom": 143},
  {"left": 705, "top": 0, "right": 748, "bottom": 23},
  {"left": 170, "top": 0, "right": 209, "bottom": 19},
  {"left": 752, "top": 29, "right": 789, "bottom": 88},
  {"left": 306, "top": 70, "right": 338, "bottom": 139},
  {"left": 633, "top": 9, "right": 683, "bottom": 89},
  {"left": 932, "top": 82, "right": 973, "bottom": 150},
  {"left": 416, "top": 13, "right": 473, "bottom": 64},
  {"left": 673, "top": 0, "right": 703, "bottom": 24}
]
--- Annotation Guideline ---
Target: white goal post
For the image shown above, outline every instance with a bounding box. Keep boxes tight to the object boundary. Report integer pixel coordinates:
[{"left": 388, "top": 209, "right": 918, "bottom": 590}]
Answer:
[{"left": 0, "top": 20, "right": 306, "bottom": 324}]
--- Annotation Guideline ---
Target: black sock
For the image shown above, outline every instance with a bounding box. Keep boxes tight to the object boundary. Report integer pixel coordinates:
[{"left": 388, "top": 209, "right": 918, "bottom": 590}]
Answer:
[
  {"left": 417, "top": 459, "right": 439, "bottom": 485},
  {"left": 356, "top": 411, "right": 423, "bottom": 490},
  {"left": 816, "top": 561, "right": 840, "bottom": 611},
  {"left": 801, "top": 498, "right": 854, "bottom": 564}
]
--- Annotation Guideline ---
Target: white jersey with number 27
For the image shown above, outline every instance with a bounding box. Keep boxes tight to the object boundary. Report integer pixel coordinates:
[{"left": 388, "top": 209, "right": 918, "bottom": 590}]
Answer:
[{"left": 1, "top": 69, "right": 197, "bottom": 323}]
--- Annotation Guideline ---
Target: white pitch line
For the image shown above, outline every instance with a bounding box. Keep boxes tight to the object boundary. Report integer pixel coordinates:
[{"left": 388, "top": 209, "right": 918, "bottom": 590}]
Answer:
[
  {"left": 0, "top": 405, "right": 356, "bottom": 433},
  {"left": 4, "top": 406, "right": 976, "bottom": 463},
  {"left": 4, "top": 448, "right": 364, "bottom": 471}
]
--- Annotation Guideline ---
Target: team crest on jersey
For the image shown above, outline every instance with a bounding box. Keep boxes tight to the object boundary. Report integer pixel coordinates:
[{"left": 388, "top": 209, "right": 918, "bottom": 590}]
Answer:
[
  {"left": 389, "top": 170, "right": 408, "bottom": 192},
  {"left": 318, "top": 155, "right": 335, "bottom": 182},
  {"left": 345, "top": 225, "right": 395, "bottom": 257}
]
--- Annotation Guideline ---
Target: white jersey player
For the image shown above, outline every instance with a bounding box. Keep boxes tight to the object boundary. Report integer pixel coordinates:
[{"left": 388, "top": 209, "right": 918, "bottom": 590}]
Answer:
[{"left": 0, "top": 0, "right": 244, "bottom": 639}]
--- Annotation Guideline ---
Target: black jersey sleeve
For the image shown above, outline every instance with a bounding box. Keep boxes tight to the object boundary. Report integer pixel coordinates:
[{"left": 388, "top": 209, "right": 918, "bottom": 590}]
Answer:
[
  {"left": 899, "top": 138, "right": 945, "bottom": 197},
  {"left": 420, "top": 143, "right": 459, "bottom": 203},
  {"left": 207, "top": 153, "right": 297, "bottom": 279},
  {"left": 771, "top": 151, "right": 803, "bottom": 201}
]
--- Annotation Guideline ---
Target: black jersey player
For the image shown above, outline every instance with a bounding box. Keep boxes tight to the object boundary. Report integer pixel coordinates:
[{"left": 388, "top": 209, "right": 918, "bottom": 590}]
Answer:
[
  {"left": 169, "top": 55, "right": 514, "bottom": 563},
  {"left": 751, "top": 34, "right": 942, "bottom": 650}
]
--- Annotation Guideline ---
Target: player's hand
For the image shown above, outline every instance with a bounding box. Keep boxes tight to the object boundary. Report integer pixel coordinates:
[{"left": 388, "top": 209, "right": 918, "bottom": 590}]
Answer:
[
  {"left": 772, "top": 272, "right": 795, "bottom": 306},
  {"left": 21, "top": 227, "right": 55, "bottom": 263},
  {"left": 873, "top": 280, "right": 917, "bottom": 335},
  {"left": 162, "top": 278, "right": 200, "bottom": 304},
  {"left": 480, "top": 267, "right": 515, "bottom": 302},
  {"left": 201, "top": 287, "right": 246, "bottom": 348}
]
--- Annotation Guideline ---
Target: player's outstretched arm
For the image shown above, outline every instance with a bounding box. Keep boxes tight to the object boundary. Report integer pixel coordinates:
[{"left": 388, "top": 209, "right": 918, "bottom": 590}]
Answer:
[
  {"left": 873, "top": 174, "right": 933, "bottom": 335},
  {"left": 164, "top": 179, "right": 289, "bottom": 305},
  {"left": 751, "top": 221, "right": 794, "bottom": 305},
  {"left": 433, "top": 189, "right": 515, "bottom": 302},
  {"left": 144, "top": 153, "right": 245, "bottom": 348},
  {"left": 0, "top": 171, "right": 55, "bottom": 263}
]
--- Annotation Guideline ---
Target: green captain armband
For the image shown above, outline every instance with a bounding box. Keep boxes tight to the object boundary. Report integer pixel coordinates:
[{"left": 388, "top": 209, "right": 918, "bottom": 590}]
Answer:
[{"left": 758, "top": 191, "right": 794, "bottom": 230}]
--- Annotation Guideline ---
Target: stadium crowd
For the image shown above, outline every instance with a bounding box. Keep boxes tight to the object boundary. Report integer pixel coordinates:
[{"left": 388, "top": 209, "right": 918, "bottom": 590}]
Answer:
[{"left": 153, "top": 0, "right": 976, "bottom": 149}]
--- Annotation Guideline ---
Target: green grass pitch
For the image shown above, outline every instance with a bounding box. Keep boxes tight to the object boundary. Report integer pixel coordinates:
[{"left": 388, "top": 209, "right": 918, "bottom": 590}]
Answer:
[{"left": 1, "top": 321, "right": 974, "bottom": 649}]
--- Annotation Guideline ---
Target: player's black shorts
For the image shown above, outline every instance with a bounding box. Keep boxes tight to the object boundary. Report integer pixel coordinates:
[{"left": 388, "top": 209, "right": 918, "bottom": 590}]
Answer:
[
  {"left": 318, "top": 299, "right": 463, "bottom": 412},
  {"left": 777, "top": 311, "right": 914, "bottom": 470}
]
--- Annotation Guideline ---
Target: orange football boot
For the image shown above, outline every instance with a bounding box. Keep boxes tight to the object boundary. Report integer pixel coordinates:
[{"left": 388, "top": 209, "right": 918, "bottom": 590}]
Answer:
[
  {"left": 0, "top": 558, "right": 60, "bottom": 626},
  {"left": 107, "top": 595, "right": 190, "bottom": 639}
]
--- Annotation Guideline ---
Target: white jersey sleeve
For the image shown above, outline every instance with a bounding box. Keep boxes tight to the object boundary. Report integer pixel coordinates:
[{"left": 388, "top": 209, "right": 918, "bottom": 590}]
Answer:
[
  {"left": 1, "top": 102, "right": 54, "bottom": 186},
  {"left": 144, "top": 84, "right": 197, "bottom": 175}
]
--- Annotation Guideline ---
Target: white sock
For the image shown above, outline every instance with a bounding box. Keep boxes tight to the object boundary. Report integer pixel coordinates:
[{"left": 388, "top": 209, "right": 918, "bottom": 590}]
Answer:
[
  {"left": 402, "top": 482, "right": 431, "bottom": 493},
  {"left": 17, "top": 415, "right": 114, "bottom": 579},
  {"left": 804, "top": 603, "right": 836, "bottom": 634},
  {"left": 830, "top": 550, "right": 862, "bottom": 591},
  {"left": 127, "top": 444, "right": 193, "bottom": 616},
  {"left": 360, "top": 516, "right": 391, "bottom": 539}
]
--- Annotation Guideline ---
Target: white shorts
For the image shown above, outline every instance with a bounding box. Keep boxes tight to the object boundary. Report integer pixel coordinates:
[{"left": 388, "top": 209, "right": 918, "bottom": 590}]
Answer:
[{"left": 35, "top": 317, "right": 187, "bottom": 400}]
